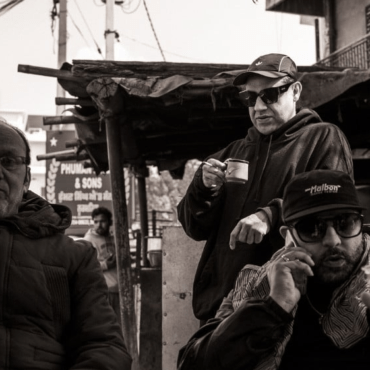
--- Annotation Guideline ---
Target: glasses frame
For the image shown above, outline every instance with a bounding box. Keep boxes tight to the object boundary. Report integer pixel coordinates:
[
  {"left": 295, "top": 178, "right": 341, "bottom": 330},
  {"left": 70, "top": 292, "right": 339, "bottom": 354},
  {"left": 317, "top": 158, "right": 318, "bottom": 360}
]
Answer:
[
  {"left": 289, "top": 212, "right": 364, "bottom": 243},
  {"left": 0, "top": 156, "right": 27, "bottom": 171},
  {"left": 239, "top": 82, "right": 295, "bottom": 107}
]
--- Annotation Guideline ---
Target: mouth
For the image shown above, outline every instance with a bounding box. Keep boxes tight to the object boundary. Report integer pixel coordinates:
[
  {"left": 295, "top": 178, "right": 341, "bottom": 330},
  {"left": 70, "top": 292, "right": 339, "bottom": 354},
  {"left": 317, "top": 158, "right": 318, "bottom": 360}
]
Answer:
[
  {"left": 255, "top": 115, "right": 270, "bottom": 122},
  {"left": 322, "top": 255, "right": 347, "bottom": 268}
]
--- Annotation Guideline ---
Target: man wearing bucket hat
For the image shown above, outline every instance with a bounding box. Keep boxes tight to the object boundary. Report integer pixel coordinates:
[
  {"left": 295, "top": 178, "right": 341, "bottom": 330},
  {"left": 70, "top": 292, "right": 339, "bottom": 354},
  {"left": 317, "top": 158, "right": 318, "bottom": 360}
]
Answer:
[
  {"left": 178, "top": 170, "right": 370, "bottom": 370},
  {"left": 178, "top": 53, "right": 354, "bottom": 323}
]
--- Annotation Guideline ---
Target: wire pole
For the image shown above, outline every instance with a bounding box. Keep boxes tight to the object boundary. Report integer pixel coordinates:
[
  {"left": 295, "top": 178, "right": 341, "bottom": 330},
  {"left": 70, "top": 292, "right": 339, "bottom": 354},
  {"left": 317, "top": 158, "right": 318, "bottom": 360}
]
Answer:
[
  {"left": 56, "top": 0, "right": 67, "bottom": 116},
  {"left": 105, "top": 0, "right": 115, "bottom": 60}
]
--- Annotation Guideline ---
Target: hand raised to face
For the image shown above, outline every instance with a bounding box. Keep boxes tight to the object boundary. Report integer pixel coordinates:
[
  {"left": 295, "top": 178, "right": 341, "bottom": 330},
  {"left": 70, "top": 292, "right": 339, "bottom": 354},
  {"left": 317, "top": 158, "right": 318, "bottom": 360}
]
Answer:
[{"left": 267, "top": 246, "right": 315, "bottom": 313}]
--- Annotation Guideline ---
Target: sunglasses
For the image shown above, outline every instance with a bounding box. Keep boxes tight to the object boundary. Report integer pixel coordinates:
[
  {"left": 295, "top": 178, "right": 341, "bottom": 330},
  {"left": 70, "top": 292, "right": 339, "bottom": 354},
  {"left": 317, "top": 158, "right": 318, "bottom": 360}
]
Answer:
[
  {"left": 239, "top": 82, "right": 294, "bottom": 107},
  {"left": 290, "top": 213, "right": 363, "bottom": 243}
]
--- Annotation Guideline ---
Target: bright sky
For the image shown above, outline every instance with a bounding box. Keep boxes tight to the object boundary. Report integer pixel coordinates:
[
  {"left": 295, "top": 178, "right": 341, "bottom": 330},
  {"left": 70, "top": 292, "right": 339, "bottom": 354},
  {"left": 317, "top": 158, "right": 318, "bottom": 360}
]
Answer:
[{"left": 0, "top": 0, "right": 316, "bottom": 115}]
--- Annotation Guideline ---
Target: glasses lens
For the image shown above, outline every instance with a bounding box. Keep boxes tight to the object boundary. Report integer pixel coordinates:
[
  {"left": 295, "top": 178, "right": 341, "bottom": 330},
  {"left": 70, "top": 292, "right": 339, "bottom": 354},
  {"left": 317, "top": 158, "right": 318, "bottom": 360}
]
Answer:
[
  {"left": 239, "top": 90, "right": 258, "bottom": 107},
  {"left": 1, "top": 157, "right": 17, "bottom": 170},
  {"left": 260, "top": 87, "right": 280, "bottom": 105},
  {"left": 335, "top": 213, "right": 363, "bottom": 237},
  {"left": 295, "top": 217, "right": 324, "bottom": 243},
  {"left": 0, "top": 156, "right": 25, "bottom": 170},
  {"left": 294, "top": 213, "right": 363, "bottom": 243}
]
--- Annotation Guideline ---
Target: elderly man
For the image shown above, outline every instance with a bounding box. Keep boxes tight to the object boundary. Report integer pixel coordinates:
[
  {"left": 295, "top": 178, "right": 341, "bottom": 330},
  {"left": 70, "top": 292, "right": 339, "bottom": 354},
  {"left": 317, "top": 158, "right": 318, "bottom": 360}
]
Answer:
[
  {"left": 178, "top": 169, "right": 370, "bottom": 370},
  {"left": 177, "top": 53, "right": 354, "bottom": 322},
  {"left": 0, "top": 119, "right": 131, "bottom": 369}
]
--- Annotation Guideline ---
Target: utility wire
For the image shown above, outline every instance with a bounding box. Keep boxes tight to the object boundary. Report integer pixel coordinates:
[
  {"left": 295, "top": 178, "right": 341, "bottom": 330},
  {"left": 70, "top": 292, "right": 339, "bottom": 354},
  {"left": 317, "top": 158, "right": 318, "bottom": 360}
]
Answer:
[
  {"left": 120, "top": 34, "right": 209, "bottom": 63},
  {"left": 0, "top": 0, "right": 23, "bottom": 16},
  {"left": 120, "top": 0, "right": 141, "bottom": 14},
  {"left": 142, "top": 0, "right": 166, "bottom": 61},
  {"left": 73, "top": 0, "right": 103, "bottom": 56},
  {"left": 68, "top": 10, "right": 103, "bottom": 58}
]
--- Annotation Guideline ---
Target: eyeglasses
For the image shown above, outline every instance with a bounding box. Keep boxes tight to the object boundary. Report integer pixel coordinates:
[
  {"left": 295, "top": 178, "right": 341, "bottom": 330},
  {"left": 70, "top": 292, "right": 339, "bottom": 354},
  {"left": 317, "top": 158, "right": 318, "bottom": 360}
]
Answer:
[
  {"left": 239, "top": 82, "right": 294, "bottom": 107},
  {"left": 291, "top": 213, "right": 363, "bottom": 243},
  {"left": 0, "top": 156, "right": 27, "bottom": 171}
]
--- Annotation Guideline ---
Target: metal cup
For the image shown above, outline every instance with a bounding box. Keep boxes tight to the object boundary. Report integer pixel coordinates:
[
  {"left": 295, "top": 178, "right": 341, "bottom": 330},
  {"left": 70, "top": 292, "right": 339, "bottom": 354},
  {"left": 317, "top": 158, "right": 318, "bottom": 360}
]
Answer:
[{"left": 225, "top": 159, "right": 249, "bottom": 183}]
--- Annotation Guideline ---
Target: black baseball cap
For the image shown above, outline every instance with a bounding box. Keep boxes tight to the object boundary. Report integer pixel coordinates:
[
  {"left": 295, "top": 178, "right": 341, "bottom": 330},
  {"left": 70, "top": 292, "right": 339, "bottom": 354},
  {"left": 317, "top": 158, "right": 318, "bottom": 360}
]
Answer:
[
  {"left": 283, "top": 170, "right": 365, "bottom": 223},
  {"left": 233, "top": 53, "right": 298, "bottom": 86}
]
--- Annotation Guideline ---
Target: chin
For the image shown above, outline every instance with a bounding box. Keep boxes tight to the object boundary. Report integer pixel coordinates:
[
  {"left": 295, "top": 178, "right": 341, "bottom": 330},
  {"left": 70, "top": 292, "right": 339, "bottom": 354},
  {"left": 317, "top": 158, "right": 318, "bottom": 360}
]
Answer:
[{"left": 315, "top": 266, "right": 353, "bottom": 286}]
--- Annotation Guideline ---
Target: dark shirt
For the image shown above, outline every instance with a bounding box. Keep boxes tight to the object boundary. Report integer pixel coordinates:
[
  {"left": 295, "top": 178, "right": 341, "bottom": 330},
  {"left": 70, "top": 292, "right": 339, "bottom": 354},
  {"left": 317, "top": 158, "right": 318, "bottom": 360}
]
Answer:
[{"left": 280, "top": 295, "right": 370, "bottom": 370}]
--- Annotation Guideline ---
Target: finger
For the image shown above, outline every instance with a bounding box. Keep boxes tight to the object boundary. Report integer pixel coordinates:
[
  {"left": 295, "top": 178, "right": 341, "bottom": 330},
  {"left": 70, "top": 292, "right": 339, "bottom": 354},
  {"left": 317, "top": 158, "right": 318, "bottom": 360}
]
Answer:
[
  {"left": 203, "top": 159, "right": 227, "bottom": 171},
  {"left": 293, "top": 260, "right": 314, "bottom": 277},
  {"left": 203, "top": 169, "right": 226, "bottom": 185},
  {"left": 254, "top": 231, "right": 264, "bottom": 244},
  {"left": 280, "top": 250, "right": 314, "bottom": 266},
  {"left": 246, "top": 228, "right": 255, "bottom": 245},
  {"left": 203, "top": 173, "right": 223, "bottom": 188},
  {"left": 229, "top": 223, "right": 242, "bottom": 250}
]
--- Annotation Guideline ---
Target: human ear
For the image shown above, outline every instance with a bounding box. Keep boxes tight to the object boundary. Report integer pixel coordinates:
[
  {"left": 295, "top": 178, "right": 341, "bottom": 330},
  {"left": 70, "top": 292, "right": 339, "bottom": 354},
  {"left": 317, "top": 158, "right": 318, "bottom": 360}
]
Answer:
[{"left": 292, "top": 81, "right": 302, "bottom": 102}]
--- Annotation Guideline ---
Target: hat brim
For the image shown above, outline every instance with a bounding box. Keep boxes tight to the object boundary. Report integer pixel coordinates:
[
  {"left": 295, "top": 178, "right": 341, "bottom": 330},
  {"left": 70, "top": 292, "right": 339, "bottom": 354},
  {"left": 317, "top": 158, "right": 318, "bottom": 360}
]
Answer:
[
  {"left": 284, "top": 204, "right": 366, "bottom": 223},
  {"left": 233, "top": 70, "right": 290, "bottom": 86}
]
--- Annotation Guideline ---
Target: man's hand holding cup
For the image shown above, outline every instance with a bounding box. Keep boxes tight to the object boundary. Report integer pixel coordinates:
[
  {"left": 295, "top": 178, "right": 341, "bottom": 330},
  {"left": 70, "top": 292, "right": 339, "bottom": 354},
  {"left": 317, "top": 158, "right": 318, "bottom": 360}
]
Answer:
[{"left": 201, "top": 159, "right": 227, "bottom": 190}]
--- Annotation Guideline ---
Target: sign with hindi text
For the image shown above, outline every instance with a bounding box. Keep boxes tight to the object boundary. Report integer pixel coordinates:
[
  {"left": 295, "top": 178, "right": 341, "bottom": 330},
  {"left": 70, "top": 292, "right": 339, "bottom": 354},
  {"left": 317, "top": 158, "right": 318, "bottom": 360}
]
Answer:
[{"left": 45, "top": 131, "right": 112, "bottom": 232}]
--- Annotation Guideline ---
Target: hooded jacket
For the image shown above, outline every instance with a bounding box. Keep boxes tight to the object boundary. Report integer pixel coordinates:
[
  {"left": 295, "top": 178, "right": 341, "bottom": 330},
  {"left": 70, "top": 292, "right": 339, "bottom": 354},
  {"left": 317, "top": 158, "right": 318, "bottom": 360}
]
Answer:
[
  {"left": 0, "top": 191, "right": 131, "bottom": 369},
  {"left": 177, "top": 108, "right": 353, "bottom": 321}
]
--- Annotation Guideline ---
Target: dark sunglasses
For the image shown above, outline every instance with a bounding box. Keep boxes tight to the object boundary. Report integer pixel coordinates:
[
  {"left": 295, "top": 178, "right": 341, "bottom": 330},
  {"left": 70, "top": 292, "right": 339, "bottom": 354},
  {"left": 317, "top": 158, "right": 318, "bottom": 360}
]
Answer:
[
  {"left": 239, "top": 82, "right": 294, "bottom": 107},
  {"left": 290, "top": 213, "right": 363, "bottom": 243}
]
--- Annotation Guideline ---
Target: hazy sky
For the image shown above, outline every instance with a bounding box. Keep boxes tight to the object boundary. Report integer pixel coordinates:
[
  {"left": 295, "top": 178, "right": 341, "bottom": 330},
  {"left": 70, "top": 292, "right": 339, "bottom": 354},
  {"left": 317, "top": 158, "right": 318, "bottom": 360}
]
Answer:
[{"left": 0, "top": 0, "right": 316, "bottom": 115}]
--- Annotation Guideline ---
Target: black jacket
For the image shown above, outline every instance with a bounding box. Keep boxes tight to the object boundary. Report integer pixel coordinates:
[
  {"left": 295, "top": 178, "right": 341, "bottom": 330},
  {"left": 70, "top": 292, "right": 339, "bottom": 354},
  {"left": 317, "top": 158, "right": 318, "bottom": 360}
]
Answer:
[{"left": 0, "top": 191, "right": 132, "bottom": 369}]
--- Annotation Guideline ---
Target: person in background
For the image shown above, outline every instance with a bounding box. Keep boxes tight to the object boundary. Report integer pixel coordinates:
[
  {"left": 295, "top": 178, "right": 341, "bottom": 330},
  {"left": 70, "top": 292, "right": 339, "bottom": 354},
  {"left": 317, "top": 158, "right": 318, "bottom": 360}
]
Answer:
[
  {"left": 178, "top": 170, "right": 370, "bottom": 370},
  {"left": 177, "top": 53, "right": 354, "bottom": 323},
  {"left": 0, "top": 119, "right": 131, "bottom": 369},
  {"left": 84, "top": 206, "right": 121, "bottom": 322}
]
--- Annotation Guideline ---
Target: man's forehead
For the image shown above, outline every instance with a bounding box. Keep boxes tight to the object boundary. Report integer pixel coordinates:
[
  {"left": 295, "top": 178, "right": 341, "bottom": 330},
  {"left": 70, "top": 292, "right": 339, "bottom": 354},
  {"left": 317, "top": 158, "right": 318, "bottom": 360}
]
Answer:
[
  {"left": 94, "top": 214, "right": 108, "bottom": 221},
  {"left": 0, "top": 123, "right": 27, "bottom": 155}
]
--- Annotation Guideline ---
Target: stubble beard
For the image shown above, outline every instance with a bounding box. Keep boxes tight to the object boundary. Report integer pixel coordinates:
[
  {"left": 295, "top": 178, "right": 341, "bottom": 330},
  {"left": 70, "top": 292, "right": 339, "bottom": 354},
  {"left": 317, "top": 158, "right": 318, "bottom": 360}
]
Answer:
[{"left": 313, "top": 243, "right": 364, "bottom": 286}]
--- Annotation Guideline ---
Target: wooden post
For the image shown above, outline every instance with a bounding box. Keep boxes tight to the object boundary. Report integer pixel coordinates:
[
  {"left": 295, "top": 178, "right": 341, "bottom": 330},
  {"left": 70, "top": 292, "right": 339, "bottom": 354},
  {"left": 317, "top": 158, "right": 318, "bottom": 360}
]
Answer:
[
  {"left": 105, "top": 115, "right": 140, "bottom": 369},
  {"left": 137, "top": 175, "right": 150, "bottom": 267}
]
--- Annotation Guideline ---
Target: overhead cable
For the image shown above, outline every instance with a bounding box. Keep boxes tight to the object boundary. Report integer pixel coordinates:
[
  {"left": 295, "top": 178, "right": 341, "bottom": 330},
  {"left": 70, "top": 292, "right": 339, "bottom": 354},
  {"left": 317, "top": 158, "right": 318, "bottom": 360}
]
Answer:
[
  {"left": 0, "top": 0, "right": 24, "bottom": 16},
  {"left": 142, "top": 0, "right": 166, "bottom": 61},
  {"left": 120, "top": 0, "right": 141, "bottom": 14},
  {"left": 73, "top": 0, "right": 103, "bottom": 56},
  {"left": 68, "top": 10, "right": 103, "bottom": 58},
  {"left": 120, "top": 34, "right": 209, "bottom": 62}
]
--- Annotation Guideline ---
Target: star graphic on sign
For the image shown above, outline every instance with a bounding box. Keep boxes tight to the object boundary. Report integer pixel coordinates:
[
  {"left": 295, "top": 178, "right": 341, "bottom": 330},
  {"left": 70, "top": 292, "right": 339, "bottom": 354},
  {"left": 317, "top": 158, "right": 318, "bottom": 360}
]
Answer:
[{"left": 50, "top": 137, "right": 58, "bottom": 147}]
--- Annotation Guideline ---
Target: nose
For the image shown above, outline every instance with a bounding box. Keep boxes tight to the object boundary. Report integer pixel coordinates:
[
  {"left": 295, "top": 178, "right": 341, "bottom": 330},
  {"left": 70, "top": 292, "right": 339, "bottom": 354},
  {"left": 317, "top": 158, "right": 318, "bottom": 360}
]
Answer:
[
  {"left": 254, "top": 95, "right": 267, "bottom": 111},
  {"left": 321, "top": 225, "right": 341, "bottom": 248}
]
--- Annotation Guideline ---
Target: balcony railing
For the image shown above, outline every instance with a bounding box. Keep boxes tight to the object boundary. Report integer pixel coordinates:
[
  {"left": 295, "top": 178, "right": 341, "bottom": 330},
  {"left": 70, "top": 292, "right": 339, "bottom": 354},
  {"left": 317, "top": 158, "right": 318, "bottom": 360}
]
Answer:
[{"left": 315, "top": 33, "right": 370, "bottom": 70}]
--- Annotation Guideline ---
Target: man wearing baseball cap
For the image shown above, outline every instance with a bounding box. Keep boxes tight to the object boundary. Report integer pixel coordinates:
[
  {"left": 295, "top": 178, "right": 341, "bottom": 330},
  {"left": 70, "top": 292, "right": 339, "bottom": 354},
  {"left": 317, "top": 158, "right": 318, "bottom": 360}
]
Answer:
[
  {"left": 178, "top": 170, "right": 370, "bottom": 370},
  {"left": 178, "top": 53, "right": 354, "bottom": 323}
]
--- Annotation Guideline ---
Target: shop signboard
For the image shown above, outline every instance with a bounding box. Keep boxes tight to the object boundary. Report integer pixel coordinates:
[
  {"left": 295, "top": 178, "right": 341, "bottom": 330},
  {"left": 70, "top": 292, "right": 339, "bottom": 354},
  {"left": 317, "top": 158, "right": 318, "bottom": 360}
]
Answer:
[{"left": 45, "top": 130, "right": 112, "bottom": 234}]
